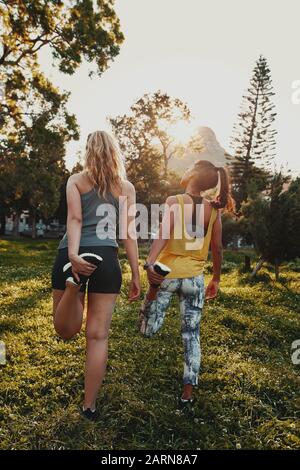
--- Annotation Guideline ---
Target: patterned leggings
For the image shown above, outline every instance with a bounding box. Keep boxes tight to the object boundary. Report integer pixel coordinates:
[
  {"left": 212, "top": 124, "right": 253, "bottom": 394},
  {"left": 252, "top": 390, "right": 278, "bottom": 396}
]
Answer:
[{"left": 139, "top": 275, "right": 205, "bottom": 386}]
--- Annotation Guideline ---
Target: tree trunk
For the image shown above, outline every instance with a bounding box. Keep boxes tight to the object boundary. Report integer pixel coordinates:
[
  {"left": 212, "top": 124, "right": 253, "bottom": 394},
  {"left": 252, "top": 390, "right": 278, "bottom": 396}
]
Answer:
[
  {"left": 242, "top": 88, "right": 259, "bottom": 202},
  {"left": 0, "top": 211, "right": 6, "bottom": 235},
  {"left": 232, "top": 236, "right": 238, "bottom": 251},
  {"left": 163, "top": 153, "right": 168, "bottom": 178},
  {"left": 12, "top": 212, "right": 20, "bottom": 238},
  {"left": 244, "top": 255, "right": 251, "bottom": 272},
  {"left": 274, "top": 260, "right": 280, "bottom": 282},
  {"left": 251, "top": 258, "right": 264, "bottom": 277},
  {"left": 32, "top": 211, "right": 37, "bottom": 239}
]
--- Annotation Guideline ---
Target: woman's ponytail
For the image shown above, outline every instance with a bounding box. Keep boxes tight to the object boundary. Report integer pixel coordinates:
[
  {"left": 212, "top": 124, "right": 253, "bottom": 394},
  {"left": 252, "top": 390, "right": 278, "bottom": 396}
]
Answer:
[
  {"left": 211, "top": 166, "right": 235, "bottom": 212},
  {"left": 192, "top": 159, "right": 235, "bottom": 212}
]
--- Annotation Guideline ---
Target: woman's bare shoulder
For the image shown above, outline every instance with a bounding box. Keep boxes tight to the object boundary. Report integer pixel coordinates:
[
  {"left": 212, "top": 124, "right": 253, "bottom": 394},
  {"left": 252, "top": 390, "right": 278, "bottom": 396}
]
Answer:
[
  {"left": 68, "top": 171, "right": 93, "bottom": 193},
  {"left": 165, "top": 195, "right": 179, "bottom": 206},
  {"left": 120, "top": 180, "right": 135, "bottom": 196}
]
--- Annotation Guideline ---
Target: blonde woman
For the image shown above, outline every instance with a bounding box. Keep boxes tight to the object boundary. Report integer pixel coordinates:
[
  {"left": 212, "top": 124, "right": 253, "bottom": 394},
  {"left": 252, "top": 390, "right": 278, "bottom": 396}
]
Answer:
[{"left": 51, "top": 131, "right": 140, "bottom": 420}]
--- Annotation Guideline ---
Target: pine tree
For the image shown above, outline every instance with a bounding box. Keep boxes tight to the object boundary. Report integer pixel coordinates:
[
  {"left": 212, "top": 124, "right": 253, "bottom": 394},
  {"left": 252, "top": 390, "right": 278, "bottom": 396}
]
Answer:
[{"left": 229, "top": 55, "right": 277, "bottom": 210}]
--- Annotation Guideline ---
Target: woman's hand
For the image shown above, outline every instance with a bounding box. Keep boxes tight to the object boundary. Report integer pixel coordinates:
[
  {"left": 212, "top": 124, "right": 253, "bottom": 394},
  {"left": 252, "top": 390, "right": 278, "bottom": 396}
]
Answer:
[
  {"left": 128, "top": 274, "right": 141, "bottom": 302},
  {"left": 69, "top": 254, "right": 97, "bottom": 283},
  {"left": 205, "top": 279, "right": 219, "bottom": 300},
  {"left": 146, "top": 265, "right": 164, "bottom": 286}
]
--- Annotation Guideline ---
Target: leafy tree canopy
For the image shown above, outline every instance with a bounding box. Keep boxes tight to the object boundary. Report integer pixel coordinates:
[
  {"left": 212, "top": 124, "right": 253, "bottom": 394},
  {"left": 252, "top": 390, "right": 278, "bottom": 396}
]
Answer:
[
  {"left": 0, "top": 1, "right": 124, "bottom": 235},
  {"left": 110, "top": 90, "right": 191, "bottom": 183},
  {"left": 0, "top": 0, "right": 124, "bottom": 75}
]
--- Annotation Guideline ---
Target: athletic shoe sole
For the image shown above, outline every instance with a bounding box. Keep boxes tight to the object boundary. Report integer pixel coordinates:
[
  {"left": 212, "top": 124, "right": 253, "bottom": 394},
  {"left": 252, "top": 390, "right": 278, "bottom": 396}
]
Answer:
[
  {"left": 153, "top": 261, "right": 171, "bottom": 277},
  {"left": 63, "top": 253, "right": 103, "bottom": 273}
]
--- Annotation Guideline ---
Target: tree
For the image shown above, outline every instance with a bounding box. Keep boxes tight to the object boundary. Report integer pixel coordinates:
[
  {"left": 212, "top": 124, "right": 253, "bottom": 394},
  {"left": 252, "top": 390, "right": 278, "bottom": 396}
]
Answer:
[
  {"left": 0, "top": 0, "right": 124, "bottom": 132},
  {"left": 110, "top": 91, "right": 191, "bottom": 180},
  {"left": 0, "top": 75, "right": 78, "bottom": 237},
  {"left": 281, "top": 178, "right": 300, "bottom": 263},
  {"left": 221, "top": 212, "right": 240, "bottom": 249},
  {"left": 0, "top": 0, "right": 124, "bottom": 235},
  {"left": 134, "top": 92, "right": 191, "bottom": 177},
  {"left": 23, "top": 112, "right": 75, "bottom": 237},
  {"left": 49, "top": 167, "right": 70, "bottom": 226},
  {"left": 52, "top": 161, "right": 85, "bottom": 225},
  {"left": 110, "top": 112, "right": 166, "bottom": 206},
  {"left": 229, "top": 55, "right": 277, "bottom": 210},
  {"left": 0, "top": 1, "right": 123, "bottom": 73},
  {"left": 0, "top": 138, "right": 26, "bottom": 236},
  {"left": 241, "top": 173, "right": 300, "bottom": 281}
]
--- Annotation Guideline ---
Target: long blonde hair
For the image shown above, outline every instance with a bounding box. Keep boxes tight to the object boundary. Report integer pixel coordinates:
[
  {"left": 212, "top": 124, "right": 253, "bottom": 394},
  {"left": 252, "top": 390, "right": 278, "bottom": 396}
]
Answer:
[{"left": 83, "top": 130, "right": 126, "bottom": 197}]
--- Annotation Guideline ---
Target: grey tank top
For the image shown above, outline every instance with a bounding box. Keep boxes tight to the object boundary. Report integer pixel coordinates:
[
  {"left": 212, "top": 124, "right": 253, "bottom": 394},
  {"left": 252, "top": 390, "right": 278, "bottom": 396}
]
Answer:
[{"left": 58, "top": 187, "right": 119, "bottom": 250}]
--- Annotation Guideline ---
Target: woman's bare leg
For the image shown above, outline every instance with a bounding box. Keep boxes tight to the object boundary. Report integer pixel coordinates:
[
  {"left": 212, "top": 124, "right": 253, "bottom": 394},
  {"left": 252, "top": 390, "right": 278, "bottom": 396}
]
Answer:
[
  {"left": 84, "top": 292, "right": 118, "bottom": 410},
  {"left": 53, "top": 286, "right": 85, "bottom": 340}
]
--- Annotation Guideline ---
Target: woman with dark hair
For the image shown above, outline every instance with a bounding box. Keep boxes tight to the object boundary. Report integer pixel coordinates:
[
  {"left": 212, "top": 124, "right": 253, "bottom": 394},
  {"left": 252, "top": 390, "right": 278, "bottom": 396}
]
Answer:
[{"left": 139, "top": 158, "right": 234, "bottom": 406}]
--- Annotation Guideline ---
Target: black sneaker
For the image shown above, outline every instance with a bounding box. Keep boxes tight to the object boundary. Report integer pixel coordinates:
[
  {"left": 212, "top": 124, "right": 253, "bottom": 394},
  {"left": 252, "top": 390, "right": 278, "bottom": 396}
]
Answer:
[
  {"left": 63, "top": 253, "right": 103, "bottom": 286},
  {"left": 178, "top": 396, "right": 195, "bottom": 410},
  {"left": 81, "top": 407, "right": 97, "bottom": 422}
]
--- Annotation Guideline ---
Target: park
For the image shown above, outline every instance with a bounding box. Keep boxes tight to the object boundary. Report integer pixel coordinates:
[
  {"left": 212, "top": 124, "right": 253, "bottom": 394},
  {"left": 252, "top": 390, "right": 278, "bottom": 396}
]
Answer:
[
  {"left": 0, "top": 0, "right": 299, "bottom": 454},
  {"left": 0, "top": 239, "right": 299, "bottom": 449}
]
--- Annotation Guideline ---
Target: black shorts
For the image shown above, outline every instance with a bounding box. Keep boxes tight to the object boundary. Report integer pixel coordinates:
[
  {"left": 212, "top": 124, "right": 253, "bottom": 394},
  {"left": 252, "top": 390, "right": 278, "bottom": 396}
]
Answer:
[{"left": 51, "top": 246, "right": 122, "bottom": 294}]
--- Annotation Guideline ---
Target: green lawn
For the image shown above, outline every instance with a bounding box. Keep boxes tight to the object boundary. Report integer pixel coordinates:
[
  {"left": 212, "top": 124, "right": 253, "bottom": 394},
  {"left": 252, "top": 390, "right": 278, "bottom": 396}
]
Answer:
[{"left": 0, "top": 238, "right": 299, "bottom": 450}]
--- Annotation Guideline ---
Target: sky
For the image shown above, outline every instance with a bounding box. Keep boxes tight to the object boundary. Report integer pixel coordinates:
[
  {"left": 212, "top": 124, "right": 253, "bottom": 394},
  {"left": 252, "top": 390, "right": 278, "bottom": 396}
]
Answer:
[{"left": 39, "top": 0, "right": 300, "bottom": 174}]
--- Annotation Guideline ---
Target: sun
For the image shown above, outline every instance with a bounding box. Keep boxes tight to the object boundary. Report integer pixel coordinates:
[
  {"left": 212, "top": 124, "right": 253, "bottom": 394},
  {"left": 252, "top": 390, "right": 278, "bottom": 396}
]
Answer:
[{"left": 167, "top": 120, "right": 196, "bottom": 144}]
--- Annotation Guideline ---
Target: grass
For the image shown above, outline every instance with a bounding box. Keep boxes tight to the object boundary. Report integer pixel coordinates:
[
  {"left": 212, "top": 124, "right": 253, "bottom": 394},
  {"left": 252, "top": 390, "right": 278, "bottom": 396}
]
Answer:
[{"left": 0, "top": 238, "right": 299, "bottom": 450}]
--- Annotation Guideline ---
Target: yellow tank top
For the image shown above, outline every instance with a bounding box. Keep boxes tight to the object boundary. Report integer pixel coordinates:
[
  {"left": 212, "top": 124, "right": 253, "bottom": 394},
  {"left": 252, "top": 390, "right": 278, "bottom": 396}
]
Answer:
[{"left": 157, "top": 194, "right": 218, "bottom": 279}]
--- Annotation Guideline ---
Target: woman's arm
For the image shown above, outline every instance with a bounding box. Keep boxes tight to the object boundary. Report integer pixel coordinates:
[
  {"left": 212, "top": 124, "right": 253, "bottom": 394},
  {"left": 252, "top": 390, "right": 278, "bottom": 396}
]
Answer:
[
  {"left": 120, "top": 181, "right": 140, "bottom": 301},
  {"left": 146, "top": 196, "right": 177, "bottom": 285},
  {"left": 66, "top": 175, "right": 82, "bottom": 260},
  {"left": 205, "top": 210, "right": 223, "bottom": 300},
  {"left": 66, "top": 175, "right": 96, "bottom": 282}
]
